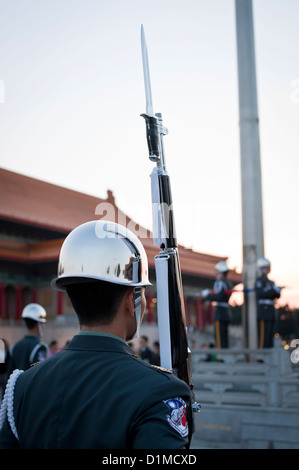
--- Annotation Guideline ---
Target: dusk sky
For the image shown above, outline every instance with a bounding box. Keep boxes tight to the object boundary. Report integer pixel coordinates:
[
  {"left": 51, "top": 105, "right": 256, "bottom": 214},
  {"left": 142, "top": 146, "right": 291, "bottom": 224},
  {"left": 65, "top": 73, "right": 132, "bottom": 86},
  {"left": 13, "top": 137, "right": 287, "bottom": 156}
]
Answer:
[{"left": 0, "top": 0, "right": 298, "bottom": 307}]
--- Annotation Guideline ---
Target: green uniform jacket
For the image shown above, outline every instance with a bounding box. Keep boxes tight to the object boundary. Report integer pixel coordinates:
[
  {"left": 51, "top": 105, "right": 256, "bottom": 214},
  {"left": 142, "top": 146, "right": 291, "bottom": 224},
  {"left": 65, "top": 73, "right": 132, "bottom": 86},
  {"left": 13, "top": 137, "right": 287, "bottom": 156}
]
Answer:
[
  {"left": 7, "top": 334, "right": 48, "bottom": 376},
  {"left": 0, "top": 332, "right": 192, "bottom": 449},
  {"left": 255, "top": 275, "right": 280, "bottom": 321},
  {"left": 206, "top": 279, "right": 232, "bottom": 322}
]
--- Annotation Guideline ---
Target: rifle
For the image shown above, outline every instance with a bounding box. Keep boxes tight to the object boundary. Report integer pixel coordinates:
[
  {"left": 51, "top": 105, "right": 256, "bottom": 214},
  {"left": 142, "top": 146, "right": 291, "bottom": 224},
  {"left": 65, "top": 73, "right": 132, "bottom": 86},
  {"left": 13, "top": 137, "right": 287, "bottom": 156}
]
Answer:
[
  {"left": 200, "top": 287, "right": 256, "bottom": 298},
  {"left": 200, "top": 286, "right": 287, "bottom": 301},
  {"left": 140, "top": 25, "right": 200, "bottom": 414},
  {"left": 201, "top": 286, "right": 287, "bottom": 297}
]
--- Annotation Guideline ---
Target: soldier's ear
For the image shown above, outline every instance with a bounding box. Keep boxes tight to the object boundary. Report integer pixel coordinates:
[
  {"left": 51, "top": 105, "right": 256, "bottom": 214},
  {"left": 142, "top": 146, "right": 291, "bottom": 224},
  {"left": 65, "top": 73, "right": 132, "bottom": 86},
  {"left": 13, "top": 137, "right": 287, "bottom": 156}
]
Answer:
[{"left": 123, "top": 288, "right": 135, "bottom": 317}]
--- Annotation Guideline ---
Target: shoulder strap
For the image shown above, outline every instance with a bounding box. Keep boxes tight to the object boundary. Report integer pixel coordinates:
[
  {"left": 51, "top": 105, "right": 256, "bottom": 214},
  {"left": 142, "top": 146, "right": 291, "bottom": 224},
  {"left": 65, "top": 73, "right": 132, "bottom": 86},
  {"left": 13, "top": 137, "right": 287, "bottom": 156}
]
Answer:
[{"left": 29, "top": 343, "right": 43, "bottom": 364}]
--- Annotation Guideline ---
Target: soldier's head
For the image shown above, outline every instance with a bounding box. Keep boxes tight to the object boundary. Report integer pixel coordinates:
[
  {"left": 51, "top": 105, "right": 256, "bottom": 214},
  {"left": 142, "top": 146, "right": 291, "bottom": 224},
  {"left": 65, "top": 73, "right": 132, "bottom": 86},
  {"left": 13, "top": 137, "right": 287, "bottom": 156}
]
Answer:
[
  {"left": 257, "top": 257, "right": 271, "bottom": 275},
  {"left": 21, "top": 303, "right": 47, "bottom": 336},
  {"left": 140, "top": 335, "right": 149, "bottom": 349},
  {"left": 215, "top": 261, "right": 229, "bottom": 279},
  {"left": 51, "top": 220, "right": 151, "bottom": 340},
  {"left": 66, "top": 281, "right": 140, "bottom": 330}
]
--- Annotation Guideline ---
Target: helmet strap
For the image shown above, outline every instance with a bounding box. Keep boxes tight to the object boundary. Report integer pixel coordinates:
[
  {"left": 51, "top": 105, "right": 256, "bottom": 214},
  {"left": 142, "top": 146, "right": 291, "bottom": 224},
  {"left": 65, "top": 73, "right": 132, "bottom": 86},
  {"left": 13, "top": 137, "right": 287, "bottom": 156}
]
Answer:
[
  {"left": 133, "top": 288, "right": 142, "bottom": 338},
  {"left": 37, "top": 322, "right": 44, "bottom": 343}
]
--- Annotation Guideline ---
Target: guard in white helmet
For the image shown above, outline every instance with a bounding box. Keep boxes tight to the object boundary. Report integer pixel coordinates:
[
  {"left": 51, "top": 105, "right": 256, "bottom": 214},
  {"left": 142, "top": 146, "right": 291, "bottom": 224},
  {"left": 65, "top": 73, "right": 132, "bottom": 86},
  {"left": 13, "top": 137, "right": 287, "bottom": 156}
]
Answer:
[
  {"left": 201, "top": 261, "right": 233, "bottom": 348},
  {"left": 255, "top": 257, "right": 281, "bottom": 348},
  {"left": 0, "top": 220, "right": 192, "bottom": 449},
  {"left": 6, "top": 303, "right": 48, "bottom": 377}
]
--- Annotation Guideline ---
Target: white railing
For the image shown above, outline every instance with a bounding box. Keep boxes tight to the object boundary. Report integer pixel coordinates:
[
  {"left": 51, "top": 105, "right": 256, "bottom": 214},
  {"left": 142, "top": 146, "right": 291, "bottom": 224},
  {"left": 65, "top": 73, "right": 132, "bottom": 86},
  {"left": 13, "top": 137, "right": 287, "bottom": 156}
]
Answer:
[{"left": 190, "top": 343, "right": 299, "bottom": 409}]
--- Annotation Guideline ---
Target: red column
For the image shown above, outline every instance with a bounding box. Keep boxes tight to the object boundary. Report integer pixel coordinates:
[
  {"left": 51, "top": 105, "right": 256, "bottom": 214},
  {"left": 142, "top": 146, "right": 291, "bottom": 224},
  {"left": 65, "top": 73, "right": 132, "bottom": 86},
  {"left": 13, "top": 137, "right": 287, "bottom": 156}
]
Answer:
[
  {"left": 195, "top": 296, "right": 202, "bottom": 330},
  {"left": 0, "top": 283, "right": 4, "bottom": 319},
  {"left": 57, "top": 291, "right": 63, "bottom": 316},
  {"left": 32, "top": 286, "right": 38, "bottom": 303},
  {"left": 4, "top": 286, "right": 9, "bottom": 319},
  {"left": 183, "top": 296, "right": 188, "bottom": 326},
  {"left": 146, "top": 291, "right": 153, "bottom": 324},
  {"left": 202, "top": 303, "right": 207, "bottom": 329},
  {"left": 15, "top": 284, "right": 22, "bottom": 320}
]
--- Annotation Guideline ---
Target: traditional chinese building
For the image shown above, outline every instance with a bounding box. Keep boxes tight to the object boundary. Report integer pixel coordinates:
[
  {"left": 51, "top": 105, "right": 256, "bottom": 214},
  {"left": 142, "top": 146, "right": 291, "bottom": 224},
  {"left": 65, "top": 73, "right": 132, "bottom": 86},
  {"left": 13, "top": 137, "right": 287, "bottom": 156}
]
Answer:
[{"left": 0, "top": 168, "right": 241, "bottom": 336}]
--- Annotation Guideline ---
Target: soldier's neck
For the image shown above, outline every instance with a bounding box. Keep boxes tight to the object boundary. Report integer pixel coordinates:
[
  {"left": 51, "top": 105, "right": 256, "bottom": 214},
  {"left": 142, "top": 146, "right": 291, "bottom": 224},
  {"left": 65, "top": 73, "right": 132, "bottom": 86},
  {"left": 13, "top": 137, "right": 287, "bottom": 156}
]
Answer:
[{"left": 80, "top": 324, "right": 126, "bottom": 341}]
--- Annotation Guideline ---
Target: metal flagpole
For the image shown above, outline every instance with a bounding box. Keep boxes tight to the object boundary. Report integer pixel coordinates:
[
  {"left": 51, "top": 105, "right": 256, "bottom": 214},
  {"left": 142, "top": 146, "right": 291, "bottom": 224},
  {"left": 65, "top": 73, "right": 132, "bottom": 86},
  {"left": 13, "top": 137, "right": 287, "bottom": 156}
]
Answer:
[{"left": 235, "top": 0, "right": 265, "bottom": 349}]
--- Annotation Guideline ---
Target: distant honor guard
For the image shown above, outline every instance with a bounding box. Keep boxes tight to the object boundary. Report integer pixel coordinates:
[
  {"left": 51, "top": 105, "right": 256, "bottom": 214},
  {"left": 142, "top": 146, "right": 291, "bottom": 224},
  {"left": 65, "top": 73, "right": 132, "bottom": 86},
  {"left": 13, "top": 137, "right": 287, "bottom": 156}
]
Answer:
[
  {"left": 7, "top": 303, "right": 48, "bottom": 376},
  {"left": 201, "top": 261, "right": 233, "bottom": 348},
  {"left": 255, "top": 257, "right": 281, "bottom": 348}
]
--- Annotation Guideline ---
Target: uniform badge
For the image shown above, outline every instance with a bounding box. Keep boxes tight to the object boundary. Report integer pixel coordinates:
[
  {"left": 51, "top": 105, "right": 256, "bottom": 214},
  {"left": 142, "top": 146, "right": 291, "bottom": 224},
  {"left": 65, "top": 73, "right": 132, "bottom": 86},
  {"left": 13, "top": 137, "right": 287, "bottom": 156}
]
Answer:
[{"left": 163, "top": 397, "right": 188, "bottom": 438}]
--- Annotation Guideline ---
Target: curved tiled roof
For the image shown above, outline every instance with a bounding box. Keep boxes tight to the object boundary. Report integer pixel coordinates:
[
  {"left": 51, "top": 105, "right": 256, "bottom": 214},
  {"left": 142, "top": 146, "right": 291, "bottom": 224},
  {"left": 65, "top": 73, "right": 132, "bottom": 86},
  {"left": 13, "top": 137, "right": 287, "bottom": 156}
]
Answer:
[{"left": 0, "top": 168, "right": 241, "bottom": 283}]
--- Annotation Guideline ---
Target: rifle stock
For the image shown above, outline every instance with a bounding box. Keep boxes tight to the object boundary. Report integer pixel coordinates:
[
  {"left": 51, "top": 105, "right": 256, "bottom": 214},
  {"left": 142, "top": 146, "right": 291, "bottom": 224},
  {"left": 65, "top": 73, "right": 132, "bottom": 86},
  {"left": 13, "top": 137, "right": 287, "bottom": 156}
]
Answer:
[{"left": 165, "top": 250, "right": 189, "bottom": 383}]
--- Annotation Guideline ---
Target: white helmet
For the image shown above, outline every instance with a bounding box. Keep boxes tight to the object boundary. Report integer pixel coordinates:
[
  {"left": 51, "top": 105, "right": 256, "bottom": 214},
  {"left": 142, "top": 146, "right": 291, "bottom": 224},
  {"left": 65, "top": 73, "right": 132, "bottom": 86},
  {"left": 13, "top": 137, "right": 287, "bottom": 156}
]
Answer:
[
  {"left": 51, "top": 220, "right": 151, "bottom": 292},
  {"left": 215, "top": 261, "right": 229, "bottom": 273},
  {"left": 22, "top": 303, "right": 47, "bottom": 323},
  {"left": 257, "top": 257, "right": 271, "bottom": 270}
]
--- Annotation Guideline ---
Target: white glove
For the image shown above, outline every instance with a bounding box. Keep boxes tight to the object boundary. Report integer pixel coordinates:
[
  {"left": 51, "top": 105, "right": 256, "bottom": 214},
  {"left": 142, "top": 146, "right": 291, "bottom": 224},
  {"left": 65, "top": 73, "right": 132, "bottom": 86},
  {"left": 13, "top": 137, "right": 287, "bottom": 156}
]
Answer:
[{"left": 201, "top": 289, "right": 210, "bottom": 298}]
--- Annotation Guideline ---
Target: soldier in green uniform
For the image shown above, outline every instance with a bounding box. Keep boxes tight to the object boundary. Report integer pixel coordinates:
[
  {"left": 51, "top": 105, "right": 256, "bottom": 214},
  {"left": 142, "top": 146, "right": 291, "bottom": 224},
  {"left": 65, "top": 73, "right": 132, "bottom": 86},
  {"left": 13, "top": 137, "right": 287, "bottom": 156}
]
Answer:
[
  {"left": 7, "top": 303, "right": 48, "bottom": 376},
  {"left": 201, "top": 261, "right": 233, "bottom": 348},
  {"left": 255, "top": 257, "right": 281, "bottom": 348},
  {"left": 0, "top": 220, "right": 192, "bottom": 449}
]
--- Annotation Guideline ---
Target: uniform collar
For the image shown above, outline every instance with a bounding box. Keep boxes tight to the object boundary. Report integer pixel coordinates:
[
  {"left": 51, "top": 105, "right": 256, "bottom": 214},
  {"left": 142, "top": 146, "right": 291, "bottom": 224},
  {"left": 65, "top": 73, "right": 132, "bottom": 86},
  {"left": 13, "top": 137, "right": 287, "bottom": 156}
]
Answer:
[
  {"left": 65, "top": 331, "right": 135, "bottom": 355},
  {"left": 77, "top": 330, "right": 127, "bottom": 344}
]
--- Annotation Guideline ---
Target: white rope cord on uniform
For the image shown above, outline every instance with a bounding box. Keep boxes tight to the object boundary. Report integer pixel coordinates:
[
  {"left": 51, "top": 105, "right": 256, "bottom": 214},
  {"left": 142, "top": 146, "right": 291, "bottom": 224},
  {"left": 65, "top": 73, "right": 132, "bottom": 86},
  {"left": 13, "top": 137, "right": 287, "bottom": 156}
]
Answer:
[{"left": 0, "top": 369, "right": 24, "bottom": 440}]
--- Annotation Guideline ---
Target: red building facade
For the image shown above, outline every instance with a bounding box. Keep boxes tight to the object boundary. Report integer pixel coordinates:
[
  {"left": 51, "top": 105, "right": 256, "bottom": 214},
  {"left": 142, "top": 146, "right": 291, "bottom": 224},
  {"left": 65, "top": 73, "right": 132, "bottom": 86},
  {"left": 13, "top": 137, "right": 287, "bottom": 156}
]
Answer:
[{"left": 0, "top": 168, "right": 241, "bottom": 330}]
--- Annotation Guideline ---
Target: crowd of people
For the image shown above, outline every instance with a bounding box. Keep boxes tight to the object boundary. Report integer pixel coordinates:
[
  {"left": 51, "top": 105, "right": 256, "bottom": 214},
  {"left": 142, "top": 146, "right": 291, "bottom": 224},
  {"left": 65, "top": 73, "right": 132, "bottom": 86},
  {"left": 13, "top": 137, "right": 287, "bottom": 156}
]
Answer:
[{"left": 128, "top": 335, "right": 160, "bottom": 366}]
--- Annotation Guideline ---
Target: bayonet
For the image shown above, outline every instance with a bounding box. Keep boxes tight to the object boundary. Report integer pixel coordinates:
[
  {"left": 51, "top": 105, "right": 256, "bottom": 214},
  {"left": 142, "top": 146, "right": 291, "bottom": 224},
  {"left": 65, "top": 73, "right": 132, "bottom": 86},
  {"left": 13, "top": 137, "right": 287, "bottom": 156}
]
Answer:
[
  {"left": 140, "top": 25, "right": 168, "bottom": 165},
  {"left": 141, "top": 24, "right": 154, "bottom": 117}
]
